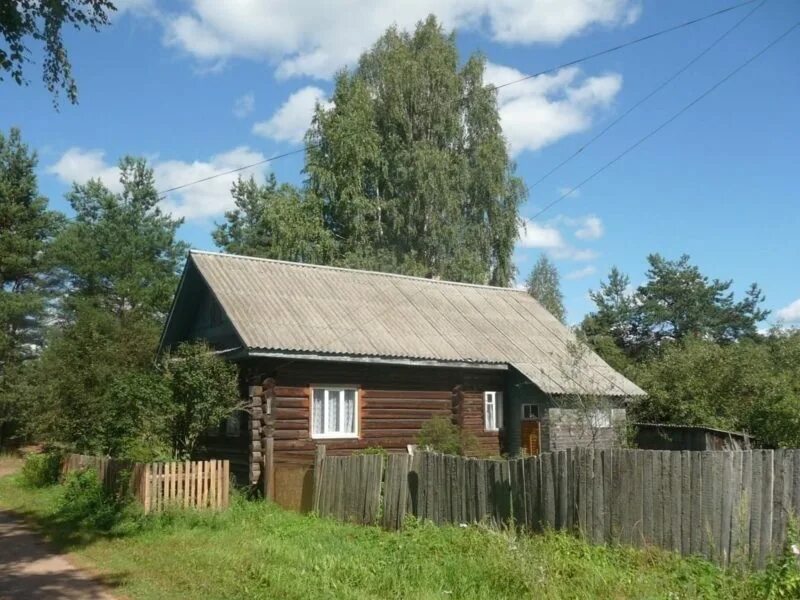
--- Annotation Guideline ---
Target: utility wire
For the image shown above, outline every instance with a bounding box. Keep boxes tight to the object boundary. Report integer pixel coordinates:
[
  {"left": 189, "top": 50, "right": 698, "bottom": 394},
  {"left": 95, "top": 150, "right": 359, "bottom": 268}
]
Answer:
[
  {"left": 529, "top": 19, "right": 800, "bottom": 221},
  {"left": 156, "top": 0, "right": 759, "bottom": 198},
  {"left": 529, "top": 0, "right": 768, "bottom": 191}
]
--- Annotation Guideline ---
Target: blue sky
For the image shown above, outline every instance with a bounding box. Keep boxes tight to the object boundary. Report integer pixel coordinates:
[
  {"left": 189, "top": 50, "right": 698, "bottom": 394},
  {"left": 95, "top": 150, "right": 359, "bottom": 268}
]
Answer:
[{"left": 3, "top": 0, "right": 799, "bottom": 326}]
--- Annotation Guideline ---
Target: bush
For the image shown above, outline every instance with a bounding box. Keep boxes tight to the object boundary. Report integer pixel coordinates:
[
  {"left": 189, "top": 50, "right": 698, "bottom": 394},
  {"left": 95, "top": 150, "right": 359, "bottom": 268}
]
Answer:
[
  {"left": 416, "top": 416, "right": 477, "bottom": 456},
  {"left": 59, "top": 469, "right": 127, "bottom": 530},
  {"left": 20, "top": 452, "right": 62, "bottom": 487}
]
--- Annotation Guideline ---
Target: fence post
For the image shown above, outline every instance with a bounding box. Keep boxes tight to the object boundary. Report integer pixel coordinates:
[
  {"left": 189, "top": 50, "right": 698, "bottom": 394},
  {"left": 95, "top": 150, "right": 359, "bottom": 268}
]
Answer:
[
  {"left": 313, "top": 445, "right": 327, "bottom": 512},
  {"left": 263, "top": 436, "right": 275, "bottom": 501}
]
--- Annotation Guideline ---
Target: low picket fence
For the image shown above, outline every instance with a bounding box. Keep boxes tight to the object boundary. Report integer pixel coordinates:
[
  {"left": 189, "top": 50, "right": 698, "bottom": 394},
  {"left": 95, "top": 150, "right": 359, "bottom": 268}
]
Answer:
[
  {"left": 62, "top": 454, "right": 230, "bottom": 514},
  {"left": 313, "top": 448, "right": 800, "bottom": 568}
]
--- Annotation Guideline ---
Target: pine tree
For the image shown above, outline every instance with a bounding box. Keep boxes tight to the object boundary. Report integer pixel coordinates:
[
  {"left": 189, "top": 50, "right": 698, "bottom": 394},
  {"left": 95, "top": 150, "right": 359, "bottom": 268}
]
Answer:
[{"left": 0, "top": 128, "right": 62, "bottom": 370}]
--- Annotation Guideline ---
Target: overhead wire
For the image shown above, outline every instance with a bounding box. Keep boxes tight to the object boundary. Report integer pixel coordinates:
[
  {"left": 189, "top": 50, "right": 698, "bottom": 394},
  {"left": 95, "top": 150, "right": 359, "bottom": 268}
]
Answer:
[
  {"left": 528, "top": 0, "right": 769, "bottom": 191},
  {"left": 529, "top": 19, "right": 800, "bottom": 221},
  {"left": 155, "top": 0, "right": 760, "bottom": 198}
]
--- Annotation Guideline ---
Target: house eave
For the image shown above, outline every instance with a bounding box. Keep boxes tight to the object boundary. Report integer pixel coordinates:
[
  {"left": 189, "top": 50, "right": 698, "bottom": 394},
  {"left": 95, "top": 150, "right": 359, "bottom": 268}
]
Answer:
[{"left": 237, "top": 349, "right": 509, "bottom": 371}]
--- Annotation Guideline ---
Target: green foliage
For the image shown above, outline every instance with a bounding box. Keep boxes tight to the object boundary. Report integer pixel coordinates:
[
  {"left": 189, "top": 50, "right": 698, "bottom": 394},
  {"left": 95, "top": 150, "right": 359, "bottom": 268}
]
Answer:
[
  {"left": 417, "top": 416, "right": 478, "bottom": 456},
  {"left": 29, "top": 304, "right": 162, "bottom": 454},
  {"left": 0, "top": 128, "right": 63, "bottom": 445},
  {"left": 0, "top": 1, "right": 115, "bottom": 104},
  {"left": 165, "top": 341, "right": 240, "bottom": 458},
  {"left": 353, "top": 446, "right": 389, "bottom": 457},
  {"left": 59, "top": 468, "right": 126, "bottom": 530},
  {"left": 756, "top": 521, "right": 800, "bottom": 599},
  {"left": 50, "top": 156, "right": 187, "bottom": 320},
  {"left": 20, "top": 451, "right": 61, "bottom": 487},
  {"left": 271, "top": 16, "right": 523, "bottom": 285},
  {"left": 102, "top": 371, "right": 175, "bottom": 461},
  {"left": 21, "top": 157, "right": 189, "bottom": 456},
  {"left": 582, "top": 255, "right": 768, "bottom": 361},
  {"left": 629, "top": 333, "right": 800, "bottom": 447},
  {"left": 526, "top": 255, "right": 565, "bottom": 323},
  {"left": 213, "top": 175, "right": 336, "bottom": 264}
]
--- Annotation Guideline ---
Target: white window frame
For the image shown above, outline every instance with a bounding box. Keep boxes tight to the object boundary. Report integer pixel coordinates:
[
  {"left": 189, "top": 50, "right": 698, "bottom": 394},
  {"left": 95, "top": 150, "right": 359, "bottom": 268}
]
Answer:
[
  {"left": 521, "top": 403, "right": 539, "bottom": 421},
  {"left": 589, "top": 409, "right": 611, "bottom": 429},
  {"left": 310, "top": 386, "right": 359, "bottom": 439},
  {"left": 484, "top": 391, "right": 503, "bottom": 432}
]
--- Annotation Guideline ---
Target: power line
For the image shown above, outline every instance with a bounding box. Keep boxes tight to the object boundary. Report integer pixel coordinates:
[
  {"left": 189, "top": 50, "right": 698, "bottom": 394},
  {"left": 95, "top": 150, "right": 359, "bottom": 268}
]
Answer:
[
  {"left": 529, "top": 19, "right": 800, "bottom": 222},
  {"left": 529, "top": 0, "right": 768, "bottom": 191},
  {"left": 156, "top": 0, "right": 759, "bottom": 198}
]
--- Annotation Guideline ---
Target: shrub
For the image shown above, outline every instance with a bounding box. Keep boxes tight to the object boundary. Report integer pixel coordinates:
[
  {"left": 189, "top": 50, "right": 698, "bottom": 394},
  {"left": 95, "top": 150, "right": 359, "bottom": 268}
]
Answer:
[
  {"left": 20, "top": 452, "right": 62, "bottom": 487},
  {"left": 756, "top": 522, "right": 800, "bottom": 599},
  {"left": 59, "top": 469, "right": 126, "bottom": 530},
  {"left": 416, "top": 416, "right": 477, "bottom": 456}
]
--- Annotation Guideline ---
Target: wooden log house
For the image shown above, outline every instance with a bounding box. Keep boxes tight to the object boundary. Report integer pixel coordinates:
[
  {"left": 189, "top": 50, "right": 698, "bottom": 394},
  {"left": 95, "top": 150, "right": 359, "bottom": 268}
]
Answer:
[{"left": 159, "top": 251, "right": 645, "bottom": 488}]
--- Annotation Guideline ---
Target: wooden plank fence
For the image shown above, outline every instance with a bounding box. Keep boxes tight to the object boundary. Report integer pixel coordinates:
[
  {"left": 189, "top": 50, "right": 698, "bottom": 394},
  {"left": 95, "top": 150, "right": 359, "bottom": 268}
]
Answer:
[
  {"left": 62, "top": 454, "right": 230, "bottom": 514},
  {"left": 312, "top": 448, "right": 800, "bottom": 568},
  {"left": 313, "top": 453, "right": 384, "bottom": 524}
]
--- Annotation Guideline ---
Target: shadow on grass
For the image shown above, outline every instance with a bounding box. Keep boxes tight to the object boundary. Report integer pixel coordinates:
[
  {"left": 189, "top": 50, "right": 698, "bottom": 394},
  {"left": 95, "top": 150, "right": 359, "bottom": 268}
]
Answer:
[{"left": 0, "top": 509, "right": 130, "bottom": 599}]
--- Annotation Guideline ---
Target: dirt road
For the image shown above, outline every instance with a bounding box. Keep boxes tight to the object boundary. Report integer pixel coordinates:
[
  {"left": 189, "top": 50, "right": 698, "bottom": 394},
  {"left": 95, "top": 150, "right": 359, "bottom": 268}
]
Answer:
[{"left": 0, "top": 460, "right": 118, "bottom": 599}]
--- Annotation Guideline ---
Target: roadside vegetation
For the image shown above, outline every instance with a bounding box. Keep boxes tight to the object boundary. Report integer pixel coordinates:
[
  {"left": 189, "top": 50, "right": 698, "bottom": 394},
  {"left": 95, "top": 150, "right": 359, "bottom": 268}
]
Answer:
[{"left": 3, "top": 457, "right": 800, "bottom": 600}]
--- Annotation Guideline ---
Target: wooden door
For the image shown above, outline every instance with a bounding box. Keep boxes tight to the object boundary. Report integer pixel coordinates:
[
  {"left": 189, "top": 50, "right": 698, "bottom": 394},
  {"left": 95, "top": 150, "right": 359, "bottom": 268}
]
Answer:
[{"left": 521, "top": 420, "right": 540, "bottom": 456}]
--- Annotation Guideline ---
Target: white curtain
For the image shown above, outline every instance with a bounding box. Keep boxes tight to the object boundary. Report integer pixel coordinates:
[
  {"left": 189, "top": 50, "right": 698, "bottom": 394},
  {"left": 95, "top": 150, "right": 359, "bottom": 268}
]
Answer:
[
  {"left": 343, "top": 389, "right": 356, "bottom": 433},
  {"left": 327, "top": 390, "right": 340, "bottom": 432},
  {"left": 312, "top": 389, "right": 325, "bottom": 434}
]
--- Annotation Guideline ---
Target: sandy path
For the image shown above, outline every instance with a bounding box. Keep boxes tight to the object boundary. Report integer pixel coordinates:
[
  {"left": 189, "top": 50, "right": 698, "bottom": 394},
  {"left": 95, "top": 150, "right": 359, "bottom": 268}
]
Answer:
[{"left": 0, "top": 461, "right": 118, "bottom": 599}]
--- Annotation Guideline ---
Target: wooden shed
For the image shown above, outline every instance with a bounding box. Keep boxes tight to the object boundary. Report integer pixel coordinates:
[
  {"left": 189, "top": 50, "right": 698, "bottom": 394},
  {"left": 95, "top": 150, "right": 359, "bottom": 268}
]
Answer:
[
  {"left": 633, "top": 423, "right": 756, "bottom": 451},
  {"left": 159, "top": 251, "right": 645, "bottom": 491}
]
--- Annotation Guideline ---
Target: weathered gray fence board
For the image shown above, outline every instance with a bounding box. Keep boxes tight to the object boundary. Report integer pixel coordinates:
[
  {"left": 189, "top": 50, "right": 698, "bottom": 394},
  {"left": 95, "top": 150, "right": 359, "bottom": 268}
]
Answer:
[
  {"left": 759, "top": 450, "right": 775, "bottom": 569},
  {"left": 315, "top": 448, "right": 800, "bottom": 568}
]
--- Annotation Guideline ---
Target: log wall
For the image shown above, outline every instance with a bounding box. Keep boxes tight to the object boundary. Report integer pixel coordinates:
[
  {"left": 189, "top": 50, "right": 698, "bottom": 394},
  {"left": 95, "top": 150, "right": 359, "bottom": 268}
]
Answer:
[{"left": 241, "top": 358, "right": 506, "bottom": 467}]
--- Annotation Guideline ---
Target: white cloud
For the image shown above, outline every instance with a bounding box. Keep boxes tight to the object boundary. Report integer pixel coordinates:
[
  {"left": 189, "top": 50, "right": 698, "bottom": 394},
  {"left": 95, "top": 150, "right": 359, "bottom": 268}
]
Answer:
[
  {"left": 574, "top": 215, "right": 604, "bottom": 240},
  {"left": 233, "top": 92, "right": 255, "bottom": 118},
  {"left": 565, "top": 265, "right": 597, "bottom": 280},
  {"left": 160, "top": 1, "right": 640, "bottom": 79},
  {"left": 48, "top": 146, "right": 269, "bottom": 222},
  {"left": 47, "top": 148, "right": 123, "bottom": 193},
  {"left": 517, "top": 217, "right": 598, "bottom": 261},
  {"left": 518, "top": 218, "right": 564, "bottom": 249},
  {"left": 252, "top": 86, "right": 328, "bottom": 143},
  {"left": 777, "top": 299, "right": 800, "bottom": 323},
  {"left": 484, "top": 63, "right": 622, "bottom": 155}
]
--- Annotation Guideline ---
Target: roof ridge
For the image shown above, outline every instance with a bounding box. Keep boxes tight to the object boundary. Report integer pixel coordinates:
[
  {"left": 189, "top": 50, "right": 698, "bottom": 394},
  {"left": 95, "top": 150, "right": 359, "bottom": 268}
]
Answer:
[{"left": 189, "top": 249, "right": 529, "bottom": 293}]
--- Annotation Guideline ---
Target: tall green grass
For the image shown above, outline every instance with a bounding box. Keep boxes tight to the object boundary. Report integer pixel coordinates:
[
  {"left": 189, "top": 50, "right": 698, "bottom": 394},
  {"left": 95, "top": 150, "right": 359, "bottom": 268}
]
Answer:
[{"left": 0, "top": 472, "right": 789, "bottom": 600}]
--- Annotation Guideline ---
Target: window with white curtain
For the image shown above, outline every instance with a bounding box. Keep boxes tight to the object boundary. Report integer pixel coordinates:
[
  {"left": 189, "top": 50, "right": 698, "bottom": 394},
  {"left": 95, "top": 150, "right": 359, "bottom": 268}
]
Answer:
[
  {"left": 484, "top": 391, "right": 503, "bottom": 432},
  {"left": 311, "top": 387, "right": 358, "bottom": 438}
]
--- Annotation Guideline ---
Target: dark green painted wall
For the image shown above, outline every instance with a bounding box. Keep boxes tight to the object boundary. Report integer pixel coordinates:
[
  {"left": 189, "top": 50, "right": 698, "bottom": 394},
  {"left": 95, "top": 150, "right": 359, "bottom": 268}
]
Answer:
[{"left": 504, "top": 367, "right": 552, "bottom": 456}]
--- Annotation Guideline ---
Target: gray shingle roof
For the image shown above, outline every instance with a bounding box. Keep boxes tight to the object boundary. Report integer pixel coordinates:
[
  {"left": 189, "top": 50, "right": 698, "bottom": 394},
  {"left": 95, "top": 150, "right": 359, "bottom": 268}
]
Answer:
[{"left": 188, "top": 250, "right": 645, "bottom": 397}]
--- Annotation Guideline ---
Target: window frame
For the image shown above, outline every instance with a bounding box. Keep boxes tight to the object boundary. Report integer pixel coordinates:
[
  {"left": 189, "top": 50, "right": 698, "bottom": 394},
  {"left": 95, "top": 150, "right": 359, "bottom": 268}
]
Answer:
[
  {"left": 588, "top": 409, "right": 611, "bottom": 429},
  {"left": 310, "top": 385, "right": 360, "bottom": 439},
  {"left": 484, "top": 391, "right": 503, "bottom": 432},
  {"left": 521, "top": 403, "right": 539, "bottom": 421}
]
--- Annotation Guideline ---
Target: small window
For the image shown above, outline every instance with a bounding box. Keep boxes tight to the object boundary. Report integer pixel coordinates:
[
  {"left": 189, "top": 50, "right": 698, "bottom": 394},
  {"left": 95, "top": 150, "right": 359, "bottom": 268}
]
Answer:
[
  {"left": 312, "top": 387, "right": 358, "bottom": 438},
  {"left": 225, "top": 413, "right": 241, "bottom": 437},
  {"left": 589, "top": 409, "right": 611, "bottom": 428},
  {"left": 521, "top": 403, "right": 539, "bottom": 420},
  {"left": 484, "top": 391, "right": 503, "bottom": 432}
]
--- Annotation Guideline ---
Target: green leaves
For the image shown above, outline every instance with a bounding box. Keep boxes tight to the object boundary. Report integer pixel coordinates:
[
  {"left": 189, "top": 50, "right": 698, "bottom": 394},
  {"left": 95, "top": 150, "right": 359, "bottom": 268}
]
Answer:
[
  {"left": 164, "top": 342, "right": 240, "bottom": 459},
  {"left": 50, "top": 156, "right": 188, "bottom": 320},
  {"left": 213, "top": 175, "right": 335, "bottom": 264},
  {"left": 1, "top": 1, "right": 115, "bottom": 105},
  {"left": 525, "top": 256, "right": 565, "bottom": 323},
  {"left": 215, "top": 18, "right": 524, "bottom": 286},
  {"left": 583, "top": 255, "right": 769, "bottom": 361}
]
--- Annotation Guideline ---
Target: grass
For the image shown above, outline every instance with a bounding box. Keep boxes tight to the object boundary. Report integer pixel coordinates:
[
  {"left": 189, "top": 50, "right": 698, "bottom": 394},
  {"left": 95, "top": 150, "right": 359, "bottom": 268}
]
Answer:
[{"left": 0, "top": 472, "right": 775, "bottom": 600}]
